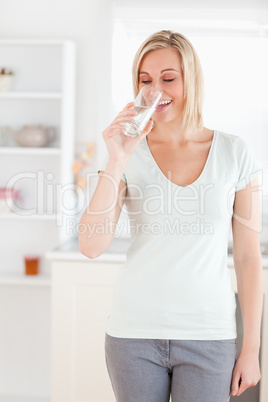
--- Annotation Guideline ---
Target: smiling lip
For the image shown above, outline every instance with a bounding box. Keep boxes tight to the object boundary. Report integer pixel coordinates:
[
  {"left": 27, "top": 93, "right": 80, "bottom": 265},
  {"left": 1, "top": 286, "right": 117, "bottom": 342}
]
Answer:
[{"left": 155, "top": 100, "right": 172, "bottom": 112}]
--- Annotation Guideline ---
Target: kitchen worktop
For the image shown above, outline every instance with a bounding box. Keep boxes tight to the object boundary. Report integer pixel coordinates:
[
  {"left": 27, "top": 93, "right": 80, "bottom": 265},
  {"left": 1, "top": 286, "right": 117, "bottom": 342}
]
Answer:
[
  {"left": 46, "top": 237, "right": 268, "bottom": 267},
  {"left": 46, "top": 236, "right": 131, "bottom": 263}
]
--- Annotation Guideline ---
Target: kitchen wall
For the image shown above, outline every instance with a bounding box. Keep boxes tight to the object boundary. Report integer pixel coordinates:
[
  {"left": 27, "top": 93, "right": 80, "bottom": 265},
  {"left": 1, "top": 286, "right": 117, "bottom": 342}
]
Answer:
[{"left": 1, "top": 0, "right": 268, "bottom": 151}]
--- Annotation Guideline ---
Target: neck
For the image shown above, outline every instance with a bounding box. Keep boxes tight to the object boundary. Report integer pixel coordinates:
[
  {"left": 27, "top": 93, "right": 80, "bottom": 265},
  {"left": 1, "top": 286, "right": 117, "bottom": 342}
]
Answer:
[{"left": 151, "top": 119, "right": 202, "bottom": 145}]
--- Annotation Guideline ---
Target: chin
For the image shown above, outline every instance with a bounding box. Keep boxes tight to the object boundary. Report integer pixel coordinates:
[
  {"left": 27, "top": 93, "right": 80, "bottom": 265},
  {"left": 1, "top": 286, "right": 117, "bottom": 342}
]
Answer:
[{"left": 153, "top": 113, "right": 177, "bottom": 124}]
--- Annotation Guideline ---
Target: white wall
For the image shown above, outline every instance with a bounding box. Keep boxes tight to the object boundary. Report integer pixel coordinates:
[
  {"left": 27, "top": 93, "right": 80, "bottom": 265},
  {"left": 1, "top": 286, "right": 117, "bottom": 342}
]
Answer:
[
  {"left": 114, "top": 0, "right": 268, "bottom": 8},
  {"left": 113, "top": 0, "right": 268, "bottom": 28},
  {"left": 1, "top": 0, "right": 268, "bottom": 158}
]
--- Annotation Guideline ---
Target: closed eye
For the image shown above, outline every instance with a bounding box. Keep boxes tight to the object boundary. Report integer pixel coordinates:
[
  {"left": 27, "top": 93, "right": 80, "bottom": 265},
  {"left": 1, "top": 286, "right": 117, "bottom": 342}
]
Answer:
[{"left": 141, "top": 78, "right": 175, "bottom": 84}]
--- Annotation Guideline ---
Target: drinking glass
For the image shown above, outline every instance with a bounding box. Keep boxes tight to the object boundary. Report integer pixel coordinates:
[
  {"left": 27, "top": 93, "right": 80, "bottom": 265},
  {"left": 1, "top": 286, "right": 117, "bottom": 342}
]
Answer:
[
  {"left": 121, "top": 86, "right": 162, "bottom": 138},
  {"left": 24, "top": 255, "right": 39, "bottom": 275}
]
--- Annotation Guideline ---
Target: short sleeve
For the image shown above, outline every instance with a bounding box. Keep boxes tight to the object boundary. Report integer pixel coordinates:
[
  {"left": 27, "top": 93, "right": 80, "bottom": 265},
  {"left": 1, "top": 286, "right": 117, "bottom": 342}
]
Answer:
[
  {"left": 234, "top": 137, "right": 262, "bottom": 192},
  {"left": 97, "top": 152, "right": 127, "bottom": 184}
]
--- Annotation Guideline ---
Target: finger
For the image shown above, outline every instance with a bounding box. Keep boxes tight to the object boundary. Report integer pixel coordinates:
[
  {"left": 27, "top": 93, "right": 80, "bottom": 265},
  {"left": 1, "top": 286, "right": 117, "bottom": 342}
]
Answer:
[
  {"left": 236, "top": 379, "right": 247, "bottom": 397},
  {"left": 122, "top": 101, "right": 135, "bottom": 111},
  {"left": 118, "top": 109, "right": 136, "bottom": 117},
  {"left": 103, "top": 124, "right": 124, "bottom": 137},
  {"left": 231, "top": 372, "right": 241, "bottom": 396},
  {"left": 140, "top": 120, "right": 154, "bottom": 138},
  {"left": 113, "top": 114, "right": 137, "bottom": 125}
]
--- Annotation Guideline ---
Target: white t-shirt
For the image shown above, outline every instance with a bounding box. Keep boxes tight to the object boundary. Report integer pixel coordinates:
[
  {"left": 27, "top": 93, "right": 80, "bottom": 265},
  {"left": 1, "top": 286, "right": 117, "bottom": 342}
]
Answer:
[{"left": 98, "top": 130, "right": 262, "bottom": 340}]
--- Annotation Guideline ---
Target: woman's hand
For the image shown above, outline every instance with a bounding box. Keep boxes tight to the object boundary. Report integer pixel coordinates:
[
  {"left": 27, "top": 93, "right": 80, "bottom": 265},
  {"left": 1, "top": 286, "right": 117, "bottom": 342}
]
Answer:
[
  {"left": 102, "top": 101, "right": 153, "bottom": 161},
  {"left": 231, "top": 349, "right": 261, "bottom": 396}
]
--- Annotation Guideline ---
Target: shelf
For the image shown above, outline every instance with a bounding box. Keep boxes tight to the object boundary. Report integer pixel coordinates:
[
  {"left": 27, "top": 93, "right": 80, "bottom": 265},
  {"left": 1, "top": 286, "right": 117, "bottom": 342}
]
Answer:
[
  {"left": 0, "top": 396, "right": 49, "bottom": 402},
  {"left": 0, "top": 146, "right": 61, "bottom": 155},
  {"left": 0, "top": 92, "right": 62, "bottom": 99},
  {"left": 0, "top": 272, "right": 51, "bottom": 286},
  {"left": 0, "top": 212, "right": 58, "bottom": 221}
]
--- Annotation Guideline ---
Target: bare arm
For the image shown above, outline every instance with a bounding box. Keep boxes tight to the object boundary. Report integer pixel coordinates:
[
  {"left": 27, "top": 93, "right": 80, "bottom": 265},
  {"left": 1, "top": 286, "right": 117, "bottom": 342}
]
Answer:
[
  {"left": 78, "top": 101, "right": 153, "bottom": 259},
  {"left": 231, "top": 176, "right": 263, "bottom": 396},
  {"left": 232, "top": 176, "right": 263, "bottom": 352},
  {"left": 78, "top": 158, "right": 128, "bottom": 258}
]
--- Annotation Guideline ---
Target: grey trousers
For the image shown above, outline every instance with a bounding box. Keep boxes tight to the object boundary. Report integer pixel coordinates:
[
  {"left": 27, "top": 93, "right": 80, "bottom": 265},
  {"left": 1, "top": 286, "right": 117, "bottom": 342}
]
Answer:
[{"left": 105, "top": 333, "right": 237, "bottom": 402}]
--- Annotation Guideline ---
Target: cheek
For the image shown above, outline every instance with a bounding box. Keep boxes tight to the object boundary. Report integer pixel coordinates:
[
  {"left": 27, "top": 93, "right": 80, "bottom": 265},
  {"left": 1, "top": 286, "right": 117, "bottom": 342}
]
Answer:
[
  {"left": 163, "top": 82, "right": 183, "bottom": 100},
  {"left": 138, "top": 83, "right": 145, "bottom": 92},
  {"left": 174, "top": 82, "right": 184, "bottom": 95},
  {"left": 179, "top": 82, "right": 184, "bottom": 97}
]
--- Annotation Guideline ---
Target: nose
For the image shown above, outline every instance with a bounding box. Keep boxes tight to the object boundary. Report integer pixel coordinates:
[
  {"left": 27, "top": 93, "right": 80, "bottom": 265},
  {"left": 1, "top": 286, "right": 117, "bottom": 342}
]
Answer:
[
  {"left": 146, "top": 86, "right": 162, "bottom": 105},
  {"left": 150, "top": 83, "right": 163, "bottom": 93}
]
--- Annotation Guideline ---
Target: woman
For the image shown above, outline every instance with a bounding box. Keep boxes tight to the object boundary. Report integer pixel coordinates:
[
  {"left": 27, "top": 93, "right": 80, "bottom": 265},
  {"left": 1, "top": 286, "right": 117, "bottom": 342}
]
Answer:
[{"left": 79, "top": 30, "right": 263, "bottom": 402}]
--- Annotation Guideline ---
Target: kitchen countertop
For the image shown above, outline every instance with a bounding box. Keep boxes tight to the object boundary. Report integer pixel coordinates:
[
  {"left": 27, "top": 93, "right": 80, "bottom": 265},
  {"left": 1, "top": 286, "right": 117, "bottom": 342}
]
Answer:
[
  {"left": 46, "top": 236, "right": 131, "bottom": 263},
  {"left": 46, "top": 237, "right": 268, "bottom": 267}
]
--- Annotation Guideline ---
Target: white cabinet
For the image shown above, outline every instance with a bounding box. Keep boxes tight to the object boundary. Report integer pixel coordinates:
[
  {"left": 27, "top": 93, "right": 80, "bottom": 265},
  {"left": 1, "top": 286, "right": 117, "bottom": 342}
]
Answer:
[
  {"left": 51, "top": 260, "right": 120, "bottom": 402},
  {"left": 0, "top": 39, "right": 76, "bottom": 401},
  {"left": 229, "top": 267, "right": 268, "bottom": 402}
]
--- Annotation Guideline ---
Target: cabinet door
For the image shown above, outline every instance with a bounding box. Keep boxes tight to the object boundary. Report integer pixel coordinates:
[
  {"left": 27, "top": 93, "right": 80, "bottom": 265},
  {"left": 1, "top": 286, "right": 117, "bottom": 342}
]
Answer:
[
  {"left": 51, "top": 260, "right": 121, "bottom": 402},
  {"left": 229, "top": 266, "right": 268, "bottom": 402}
]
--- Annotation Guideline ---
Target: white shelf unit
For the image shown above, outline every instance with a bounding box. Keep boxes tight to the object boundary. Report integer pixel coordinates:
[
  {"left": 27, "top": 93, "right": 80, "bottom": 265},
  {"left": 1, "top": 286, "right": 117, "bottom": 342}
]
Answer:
[
  {"left": 0, "top": 212, "right": 58, "bottom": 220},
  {"left": 0, "top": 39, "right": 76, "bottom": 401},
  {"left": 0, "top": 147, "right": 61, "bottom": 155}
]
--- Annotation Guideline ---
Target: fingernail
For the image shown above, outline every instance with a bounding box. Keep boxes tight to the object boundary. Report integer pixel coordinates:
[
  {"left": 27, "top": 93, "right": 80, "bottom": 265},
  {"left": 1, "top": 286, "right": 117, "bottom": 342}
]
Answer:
[{"left": 231, "top": 391, "right": 236, "bottom": 396}]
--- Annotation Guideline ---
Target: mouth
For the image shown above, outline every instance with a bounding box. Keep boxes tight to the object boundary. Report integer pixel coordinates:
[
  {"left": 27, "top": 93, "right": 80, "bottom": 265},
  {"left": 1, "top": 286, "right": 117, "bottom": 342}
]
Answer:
[{"left": 155, "top": 99, "right": 172, "bottom": 112}]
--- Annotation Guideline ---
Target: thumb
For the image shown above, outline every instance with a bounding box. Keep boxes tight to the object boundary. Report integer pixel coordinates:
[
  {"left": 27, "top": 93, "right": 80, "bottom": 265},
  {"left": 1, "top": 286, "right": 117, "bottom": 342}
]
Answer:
[
  {"left": 231, "top": 371, "right": 241, "bottom": 396},
  {"left": 140, "top": 120, "right": 154, "bottom": 138}
]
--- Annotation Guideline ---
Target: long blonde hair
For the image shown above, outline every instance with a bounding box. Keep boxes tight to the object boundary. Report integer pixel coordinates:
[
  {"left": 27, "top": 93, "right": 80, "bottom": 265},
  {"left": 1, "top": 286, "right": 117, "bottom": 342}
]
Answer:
[{"left": 132, "top": 30, "right": 204, "bottom": 132}]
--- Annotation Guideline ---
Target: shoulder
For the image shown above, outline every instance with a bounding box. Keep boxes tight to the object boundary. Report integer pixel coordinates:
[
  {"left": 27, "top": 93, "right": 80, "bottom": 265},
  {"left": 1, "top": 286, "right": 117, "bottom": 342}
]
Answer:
[
  {"left": 216, "top": 130, "right": 261, "bottom": 188},
  {"left": 215, "top": 130, "right": 253, "bottom": 160},
  {"left": 215, "top": 129, "right": 239, "bottom": 147},
  {"left": 213, "top": 130, "right": 259, "bottom": 179},
  {"left": 213, "top": 130, "right": 240, "bottom": 168},
  {"left": 215, "top": 129, "right": 251, "bottom": 149}
]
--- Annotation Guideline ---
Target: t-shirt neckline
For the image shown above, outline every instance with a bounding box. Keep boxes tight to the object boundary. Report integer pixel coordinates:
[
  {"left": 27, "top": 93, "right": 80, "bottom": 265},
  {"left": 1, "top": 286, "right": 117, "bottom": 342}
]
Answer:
[{"left": 144, "top": 130, "right": 217, "bottom": 189}]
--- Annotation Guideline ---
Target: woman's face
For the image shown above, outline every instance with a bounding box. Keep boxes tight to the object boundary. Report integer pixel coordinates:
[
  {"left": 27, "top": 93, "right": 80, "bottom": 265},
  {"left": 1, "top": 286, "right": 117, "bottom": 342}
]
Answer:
[{"left": 138, "top": 47, "right": 184, "bottom": 125}]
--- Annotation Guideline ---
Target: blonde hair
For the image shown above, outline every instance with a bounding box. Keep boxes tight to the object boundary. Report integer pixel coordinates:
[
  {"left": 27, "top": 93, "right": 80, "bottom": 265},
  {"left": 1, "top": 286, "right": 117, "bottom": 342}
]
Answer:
[{"left": 132, "top": 30, "right": 204, "bottom": 132}]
